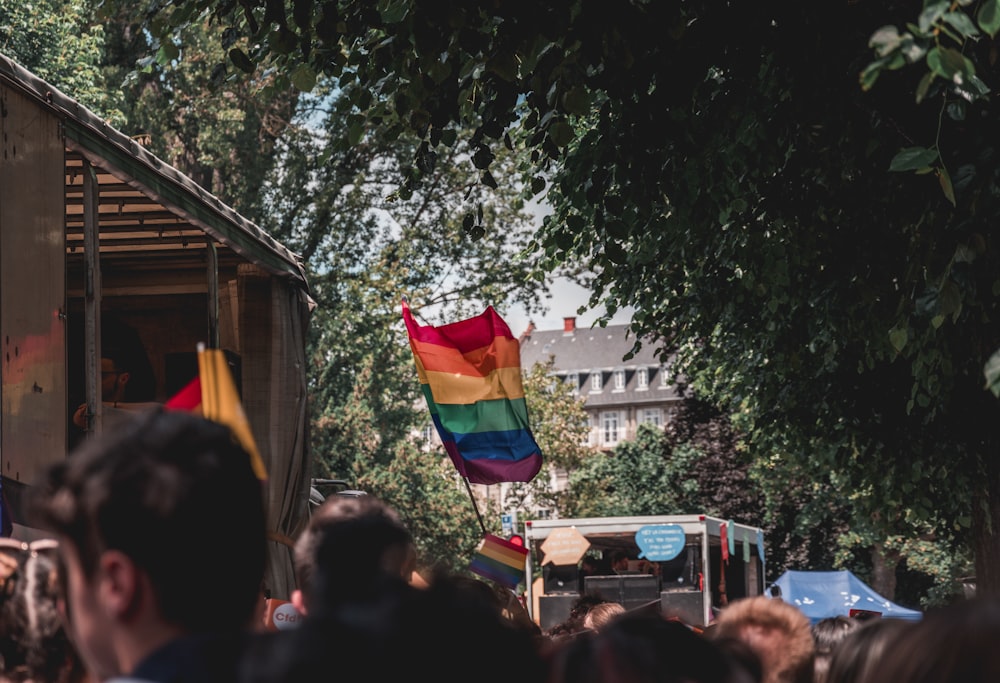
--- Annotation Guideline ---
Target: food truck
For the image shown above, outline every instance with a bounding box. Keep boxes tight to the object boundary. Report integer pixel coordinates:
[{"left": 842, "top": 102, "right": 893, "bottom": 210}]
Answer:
[
  {"left": 524, "top": 514, "right": 766, "bottom": 629},
  {"left": 0, "top": 52, "right": 313, "bottom": 599}
]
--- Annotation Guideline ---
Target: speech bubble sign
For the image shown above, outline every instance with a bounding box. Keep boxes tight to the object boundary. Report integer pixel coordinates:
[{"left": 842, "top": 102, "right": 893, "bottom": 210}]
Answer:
[
  {"left": 636, "top": 524, "right": 686, "bottom": 561},
  {"left": 540, "top": 526, "right": 591, "bottom": 566}
]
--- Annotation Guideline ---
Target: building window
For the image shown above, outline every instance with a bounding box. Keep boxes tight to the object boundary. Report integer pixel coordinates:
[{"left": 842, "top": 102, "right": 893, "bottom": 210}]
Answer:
[
  {"left": 601, "top": 411, "right": 621, "bottom": 446},
  {"left": 641, "top": 408, "right": 662, "bottom": 427},
  {"left": 637, "top": 367, "right": 649, "bottom": 390},
  {"left": 553, "top": 468, "right": 570, "bottom": 489},
  {"left": 591, "top": 372, "right": 603, "bottom": 392},
  {"left": 660, "top": 364, "right": 670, "bottom": 388},
  {"left": 421, "top": 422, "right": 436, "bottom": 445},
  {"left": 581, "top": 414, "right": 594, "bottom": 446},
  {"left": 567, "top": 372, "right": 579, "bottom": 391},
  {"left": 613, "top": 369, "right": 625, "bottom": 391}
]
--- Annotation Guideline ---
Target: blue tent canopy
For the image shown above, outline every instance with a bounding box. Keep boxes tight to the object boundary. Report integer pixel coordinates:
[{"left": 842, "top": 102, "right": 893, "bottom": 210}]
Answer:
[{"left": 770, "top": 570, "right": 922, "bottom": 623}]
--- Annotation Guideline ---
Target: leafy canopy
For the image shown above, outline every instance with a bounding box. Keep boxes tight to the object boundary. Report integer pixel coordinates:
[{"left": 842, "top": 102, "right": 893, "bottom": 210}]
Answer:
[{"left": 115, "top": 0, "right": 1000, "bottom": 589}]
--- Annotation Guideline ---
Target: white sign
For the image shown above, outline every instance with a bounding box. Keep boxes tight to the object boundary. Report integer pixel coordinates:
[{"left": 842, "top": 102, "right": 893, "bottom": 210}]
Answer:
[
  {"left": 271, "top": 602, "right": 303, "bottom": 630},
  {"left": 636, "top": 524, "right": 686, "bottom": 562},
  {"left": 501, "top": 513, "right": 514, "bottom": 536}
]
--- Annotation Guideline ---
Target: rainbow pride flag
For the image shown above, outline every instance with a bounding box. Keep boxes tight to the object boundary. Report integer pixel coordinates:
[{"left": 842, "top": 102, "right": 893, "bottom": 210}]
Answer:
[
  {"left": 402, "top": 301, "right": 543, "bottom": 485},
  {"left": 469, "top": 534, "right": 529, "bottom": 588}
]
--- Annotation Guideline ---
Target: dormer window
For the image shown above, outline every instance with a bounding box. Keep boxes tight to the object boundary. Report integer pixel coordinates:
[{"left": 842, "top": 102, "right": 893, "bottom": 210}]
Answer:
[
  {"left": 591, "top": 372, "right": 603, "bottom": 392},
  {"left": 567, "top": 372, "right": 579, "bottom": 390},
  {"left": 660, "top": 364, "right": 670, "bottom": 387},
  {"left": 613, "top": 369, "right": 625, "bottom": 391},
  {"left": 637, "top": 367, "right": 649, "bottom": 390}
]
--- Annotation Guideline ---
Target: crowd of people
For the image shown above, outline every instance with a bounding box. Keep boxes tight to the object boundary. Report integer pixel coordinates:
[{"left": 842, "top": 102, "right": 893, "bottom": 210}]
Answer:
[{"left": 2, "top": 408, "right": 1000, "bottom": 683}]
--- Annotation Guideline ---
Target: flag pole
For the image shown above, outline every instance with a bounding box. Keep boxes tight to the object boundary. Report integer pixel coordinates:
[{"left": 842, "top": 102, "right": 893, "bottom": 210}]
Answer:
[{"left": 462, "top": 477, "right": 488, "bottom": 536}]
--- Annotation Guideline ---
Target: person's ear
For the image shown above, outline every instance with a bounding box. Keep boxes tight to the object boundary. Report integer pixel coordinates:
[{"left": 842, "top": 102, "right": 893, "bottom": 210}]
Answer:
[
  {"left": 117, "top": 371, "right": 130, "bottom": 391},
  {"left": 98, "top": 550, "right": 141, "bottom": 619}
]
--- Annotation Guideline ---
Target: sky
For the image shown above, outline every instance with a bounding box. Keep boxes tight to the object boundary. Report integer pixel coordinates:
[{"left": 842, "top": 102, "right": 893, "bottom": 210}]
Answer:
[
  {"left": 504, "top": 276, "right": 634, "bottom": 337},
  {"left": 502, "top": 199, "right": 635, "bottom": 336}
]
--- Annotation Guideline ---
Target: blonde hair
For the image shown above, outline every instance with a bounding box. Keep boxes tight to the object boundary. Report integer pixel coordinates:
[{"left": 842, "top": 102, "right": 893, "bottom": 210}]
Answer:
[
  {"left": 711, "top": 596, "right": 815, "bottom": 683},
  {"left": 582, "top": 601, "right": 626, "bottom": 631}
]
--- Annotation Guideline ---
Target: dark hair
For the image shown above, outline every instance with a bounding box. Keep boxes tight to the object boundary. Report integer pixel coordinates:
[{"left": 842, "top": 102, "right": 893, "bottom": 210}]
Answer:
[
  {"left": 857, "top": 600, "right": 1000, "bottom": 683},
  {"left": 713, "top": 635, "right": 763, "bottom": 683},
  {"left": 824, "top": 617, "right": 913, "bottom": 683},
  {"left": 29, "top": 409, "right": 267, "bottom": 632},
  {"left": 812, "top": 615, "right": 861, "bottom": 683},
  {"left": 543, "top": 592, "right": 610, "bottom": 640},
  {"left": 0, "top": 543, "right": 86, "bottom": 683},
  {"left": 570, "top": 593, "right": 610, "bottom": 621},
  {"left": 242, "top": 574, "right": 546, "bottom": 683},
  {"left": 547, "top": 612, "right": 747, "bottom": 683},
  {"left": 813, "top": 615, "right": 859, "bottom": 654},
  {"left": 293, "top": 495, "right": 414, "bottom": 610},
  {"left": 101, "top": 316, "right": 156, "bottom": 402}
]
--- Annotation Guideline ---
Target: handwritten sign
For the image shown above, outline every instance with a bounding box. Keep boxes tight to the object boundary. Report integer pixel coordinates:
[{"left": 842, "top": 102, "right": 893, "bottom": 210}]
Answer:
[
  {"left": 540, "top": 526, "right": 591, "bottom": 566},
  {"left": 636, "top": 524, "right": 685, "bottom": 562}
]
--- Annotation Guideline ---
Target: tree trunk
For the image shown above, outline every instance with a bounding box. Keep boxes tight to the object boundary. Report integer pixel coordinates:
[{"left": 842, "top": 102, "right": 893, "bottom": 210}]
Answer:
[
  {"left": 870, "top": 541, "right": 898, "bottom": 600},
  {"left": 972, "top": 451, "right": 1000, "bottom": 597}
]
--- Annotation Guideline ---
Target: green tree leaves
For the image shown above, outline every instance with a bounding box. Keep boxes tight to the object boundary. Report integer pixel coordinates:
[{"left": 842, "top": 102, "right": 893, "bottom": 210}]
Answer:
[
  {"left": 985, "top": 349, "right": 1000, "bottom": 398},
  {"left": 978, "top": 0, "right": 1000, "bottom": 37},
  {"left": 103, "top": 0, "right": 1000, "bottom": 596},
  {"left": 888, "top": 147, "right": 939, "bottom": 172},
  {"left": 1, "top": 0, "right": 125, "bottom": 125},
  {"left": 863, "top": 2, "right": 993, "bottom": 210},
  {"left": 504, "top": 360, "right": 593, "bottom": 518},
  {"left": 254, "top": 89, "right": 549, "bottom": 571}
]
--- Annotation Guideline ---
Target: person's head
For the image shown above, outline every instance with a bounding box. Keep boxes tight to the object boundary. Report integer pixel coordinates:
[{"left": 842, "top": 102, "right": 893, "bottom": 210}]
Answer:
[
  {"left": 543, "top": 593, "right": 629, "bottom": 643},
  {"left": 0, "top": 538, "right": 87, "bottom": 683},
  {"left": 547, "top": 611, "right": 755, "bottom": 683},
  {"left": 28, "top": 409, "right": 267, "bottom": 678},
  {"left": 243, "top": 572, "right": 546, "bottom": 683},
  {"left": 582, "top": 601, "right": 625, "bottom": 631},
  {"left": 291, "top": 494, "right": 415, "bottom": 616},
  {"left": 712, "top": 635, "right": 764, "bottom": 683},
  {"left": 610, "top": 551, "right": 629, "bottom": 571},
  {"left": 99, "top": 345, "right": 131, "bottom": 403},
  {"left": 567, "top": 593, "right": 610, "bottom": 625},
  {"left": 844, "top": 601, "right": 1000, "bottom": 683},
  {"left": 875, "top": 599, "right": 1000, "bottom": 681},
  {"left": 709, "top": 596, "right": 814, "bottom": 683},
  {"left": 447, "top": 574, "right": 544, "bottom": 646},
  {"left": 98, "top": 316, "right": 155, "bottom": 403},
  {"left": 811, "top": 615, "right": 861, "bottom": 683},
  {"left": 824, "top": 616, "right": 912, "bottom": 683},
  {"left": 69, "top": 317, "right": 154, "bottom": 437}
]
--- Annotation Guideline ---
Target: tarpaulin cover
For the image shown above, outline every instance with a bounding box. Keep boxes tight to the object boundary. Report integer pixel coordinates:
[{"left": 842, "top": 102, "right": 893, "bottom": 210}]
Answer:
[{"left": 770, "top": 570, "right": 923, "bottom": 623}]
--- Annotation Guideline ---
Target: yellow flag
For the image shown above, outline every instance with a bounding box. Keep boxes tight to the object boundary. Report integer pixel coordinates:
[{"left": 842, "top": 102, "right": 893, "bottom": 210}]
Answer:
[{"left": 196, "top": 343, "right": 268, "bottom": 481}]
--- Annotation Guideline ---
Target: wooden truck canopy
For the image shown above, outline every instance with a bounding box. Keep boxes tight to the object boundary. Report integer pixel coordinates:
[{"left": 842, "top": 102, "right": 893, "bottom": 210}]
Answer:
[{"left": 0, "top": 52, "right": 313, "bottom": 599}]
